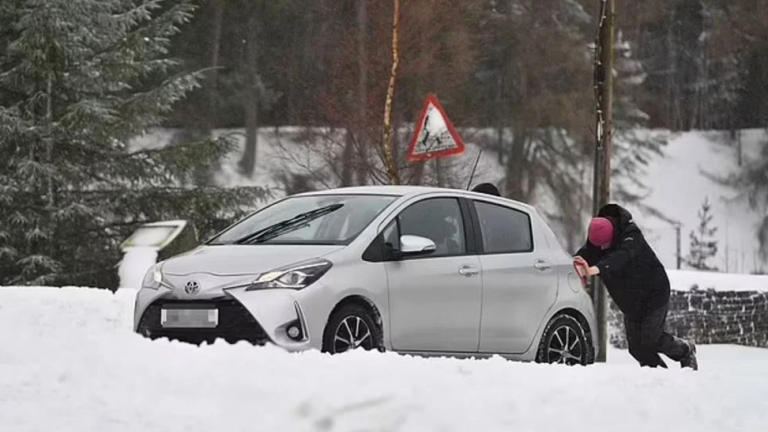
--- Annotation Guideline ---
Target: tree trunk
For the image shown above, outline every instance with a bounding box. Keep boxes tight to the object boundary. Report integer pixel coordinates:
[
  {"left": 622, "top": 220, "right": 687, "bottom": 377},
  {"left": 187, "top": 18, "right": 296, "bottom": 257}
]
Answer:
[
  {"left": 209, "top": 0, "right": 223, "bottom": 127},
  {"left": 192, "top": 0, "right": 224, "bottom": 187},
  {"left": 505, "top": 122, "right": 528, "bottom": 200},
  {"left": 381, "top": 0, "right": 401, "bottom": 185},
  {"left": 286, "top": 38, "right": 298, "bottom": 123},
  {"left": 340, "top": 130, "right": 354, "bottom": 186},
  {"left": 496, "top": 71, "right": 504, "bottom": 165},
  {"left": 666, "top": 12, "right": 677, "bottom": 130},
  {"left": 355, "top": 0, "right": 369, "bottom": 185},
  {"left": 239, "top": 12, "right": 260, "bottom": 178}
]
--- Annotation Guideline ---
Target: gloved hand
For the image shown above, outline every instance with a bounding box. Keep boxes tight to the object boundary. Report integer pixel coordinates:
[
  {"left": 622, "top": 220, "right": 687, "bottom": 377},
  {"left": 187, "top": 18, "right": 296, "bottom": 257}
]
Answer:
[
  {"left": 573, "top": 256, "right": 590, "bottom": 285},
  {"left": 573, "top": 255, "right": 588, "bottom": 268}
]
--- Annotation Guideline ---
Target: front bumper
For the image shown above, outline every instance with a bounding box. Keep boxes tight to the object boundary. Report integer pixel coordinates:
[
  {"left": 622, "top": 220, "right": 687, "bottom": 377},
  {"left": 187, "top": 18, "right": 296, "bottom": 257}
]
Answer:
[
  {"left": 136, "top": 297, "right": 274, "bottom": 346},
  {"left": 133, "top": 284, "right": 332, "bottom": 351}
]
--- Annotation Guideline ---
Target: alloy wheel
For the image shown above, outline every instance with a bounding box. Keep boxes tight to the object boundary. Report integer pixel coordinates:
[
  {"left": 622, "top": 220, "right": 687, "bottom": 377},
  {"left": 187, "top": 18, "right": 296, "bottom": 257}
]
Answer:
[
  {"left": 547, "top": 325, "right": 584, "bottom": 365},
  {"left": 332, "top": 315, "right": 373, "bottom": 353}
]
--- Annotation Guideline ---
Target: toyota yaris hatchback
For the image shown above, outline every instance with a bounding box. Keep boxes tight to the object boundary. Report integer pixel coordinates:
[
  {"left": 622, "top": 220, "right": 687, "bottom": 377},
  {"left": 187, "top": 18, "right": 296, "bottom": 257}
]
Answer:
[{"left": 134, "top": 186, "right": 598, "bottom": 365}]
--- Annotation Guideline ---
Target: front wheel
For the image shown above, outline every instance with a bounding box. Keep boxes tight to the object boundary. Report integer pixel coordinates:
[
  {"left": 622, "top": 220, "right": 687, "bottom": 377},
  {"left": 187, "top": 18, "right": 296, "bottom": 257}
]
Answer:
[
  {"left": 322, "top": 303, "right": 383, "bottom": 354},
  {"left": 535, "top": 313, "right": 593, "bottom": 366}
]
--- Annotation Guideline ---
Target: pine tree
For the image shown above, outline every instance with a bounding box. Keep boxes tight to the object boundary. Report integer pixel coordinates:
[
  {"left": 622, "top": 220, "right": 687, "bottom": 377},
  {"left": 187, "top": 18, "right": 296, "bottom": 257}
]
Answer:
[
  {"left": 685, "top": 197, "right": 719, "bottom": 271},
  {"left": 0, "top": 0, "right": 268, "bottom": 288}
]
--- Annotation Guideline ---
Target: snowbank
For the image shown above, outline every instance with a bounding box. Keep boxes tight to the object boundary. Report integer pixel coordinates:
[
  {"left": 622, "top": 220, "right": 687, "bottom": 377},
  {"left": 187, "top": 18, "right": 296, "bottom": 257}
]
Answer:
[
  {"left": 118, "top": 247, "right": 158, "bottom": 290},
  {"left": 1, "top": 286, "right": 767, "bottom": 432},
  {"left": 668, "top": 269, "right": 768, "bottom": 292}
]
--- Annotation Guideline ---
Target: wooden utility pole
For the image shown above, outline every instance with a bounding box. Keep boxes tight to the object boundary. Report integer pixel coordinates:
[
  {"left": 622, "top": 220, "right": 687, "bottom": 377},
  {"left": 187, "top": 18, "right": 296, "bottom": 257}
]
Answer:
[
  {"left": 382, "top": 0, "right": 401, "bottom": 185},
  {"left": 592, "top": 0, "right": 615, "bottom": 363}
]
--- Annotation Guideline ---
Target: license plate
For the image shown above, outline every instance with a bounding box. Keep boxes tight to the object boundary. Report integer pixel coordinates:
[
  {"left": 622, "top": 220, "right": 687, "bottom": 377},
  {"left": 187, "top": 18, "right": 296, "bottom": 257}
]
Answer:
[{"left": 161, "top": 308, "right": 219, "bottom": 328}]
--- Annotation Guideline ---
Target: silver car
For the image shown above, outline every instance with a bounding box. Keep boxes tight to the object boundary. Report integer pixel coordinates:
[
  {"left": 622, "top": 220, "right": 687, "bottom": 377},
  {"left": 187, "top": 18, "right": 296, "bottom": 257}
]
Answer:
[{"left": 134, "top": 185, "right": 598, "bottom": 365}]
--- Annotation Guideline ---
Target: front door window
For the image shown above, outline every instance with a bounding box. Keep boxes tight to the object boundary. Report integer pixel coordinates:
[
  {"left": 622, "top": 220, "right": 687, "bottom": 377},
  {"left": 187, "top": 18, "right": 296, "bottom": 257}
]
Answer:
[{"left": 397, "top": 197, "right": 466, "bottom": 257}]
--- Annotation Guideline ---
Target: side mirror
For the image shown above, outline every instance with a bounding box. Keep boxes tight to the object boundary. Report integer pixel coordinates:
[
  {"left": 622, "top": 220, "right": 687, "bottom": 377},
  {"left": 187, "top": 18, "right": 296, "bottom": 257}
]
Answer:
[{"left": 399, "top": 235, "right": 436, "bottom": 257}]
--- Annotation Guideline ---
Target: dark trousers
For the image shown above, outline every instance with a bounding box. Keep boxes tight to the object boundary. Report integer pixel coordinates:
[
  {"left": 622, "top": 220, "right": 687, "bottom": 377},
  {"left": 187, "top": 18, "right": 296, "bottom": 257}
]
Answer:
[{"left": 624, "top": 302, "right": 689, "bottom": 368}]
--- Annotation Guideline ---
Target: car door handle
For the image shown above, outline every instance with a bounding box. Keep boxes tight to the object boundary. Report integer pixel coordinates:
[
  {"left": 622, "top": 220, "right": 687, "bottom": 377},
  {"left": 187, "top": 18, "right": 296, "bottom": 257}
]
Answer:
[
  {"left": 458, "top": 265, "right": 480, "bottom": 277},
  {"left": 534, "top": 260, "right": 552, "bottom": 271}
]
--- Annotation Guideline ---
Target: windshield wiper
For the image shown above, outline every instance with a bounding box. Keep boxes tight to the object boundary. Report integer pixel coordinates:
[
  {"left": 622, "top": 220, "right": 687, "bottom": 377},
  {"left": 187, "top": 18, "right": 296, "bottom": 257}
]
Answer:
[{"left": 233, "top": 203, "right": 344, "bottom": 245}]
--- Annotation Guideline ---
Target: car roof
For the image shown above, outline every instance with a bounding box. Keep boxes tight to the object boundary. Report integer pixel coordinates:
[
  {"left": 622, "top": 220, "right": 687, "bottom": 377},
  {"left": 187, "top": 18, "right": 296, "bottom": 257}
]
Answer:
[{"left": 294, "top": 185, "right": 537, "bottom": 213}]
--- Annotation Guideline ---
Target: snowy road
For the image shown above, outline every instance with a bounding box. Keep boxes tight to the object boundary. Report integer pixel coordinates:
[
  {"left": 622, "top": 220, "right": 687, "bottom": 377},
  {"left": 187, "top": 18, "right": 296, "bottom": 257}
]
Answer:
[{"left": 1, "top": 287, "right": 767, "bottom": 432}]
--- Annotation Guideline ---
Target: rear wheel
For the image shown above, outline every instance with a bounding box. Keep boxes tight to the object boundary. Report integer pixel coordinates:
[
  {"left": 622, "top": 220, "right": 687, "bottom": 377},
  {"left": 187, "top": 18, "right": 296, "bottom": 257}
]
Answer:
[
  {"left": 322, "top": 303, "right": 383, "bottom": 354},
  {"left": 535, "top": 313, "right": 593, "bottom": 366}
]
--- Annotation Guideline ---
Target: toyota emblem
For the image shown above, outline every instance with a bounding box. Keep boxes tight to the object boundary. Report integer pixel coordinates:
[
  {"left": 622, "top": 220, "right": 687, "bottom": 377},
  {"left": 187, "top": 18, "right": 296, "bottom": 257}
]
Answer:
[{"left": 184, "top": 280, "right": 200, "bottom": 295}]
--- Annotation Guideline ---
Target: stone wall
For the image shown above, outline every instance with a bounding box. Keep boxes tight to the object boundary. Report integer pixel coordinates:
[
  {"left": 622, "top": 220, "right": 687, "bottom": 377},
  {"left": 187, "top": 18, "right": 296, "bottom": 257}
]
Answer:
[{"left": 608, "top": 288, "right": 768, "bottom": 349}]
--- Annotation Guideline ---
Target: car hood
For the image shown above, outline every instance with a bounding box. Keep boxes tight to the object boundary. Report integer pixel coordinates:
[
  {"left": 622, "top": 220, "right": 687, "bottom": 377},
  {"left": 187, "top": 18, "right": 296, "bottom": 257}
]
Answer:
[{"left": 161, "top": 244, "right": 344, "bottom": 277}]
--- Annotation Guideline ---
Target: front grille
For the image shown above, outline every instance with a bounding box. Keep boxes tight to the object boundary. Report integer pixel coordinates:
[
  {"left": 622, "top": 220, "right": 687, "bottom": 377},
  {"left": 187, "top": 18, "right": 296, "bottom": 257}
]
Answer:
[{"left": 137, "top": 297, "right": 271, "bottom": 346}]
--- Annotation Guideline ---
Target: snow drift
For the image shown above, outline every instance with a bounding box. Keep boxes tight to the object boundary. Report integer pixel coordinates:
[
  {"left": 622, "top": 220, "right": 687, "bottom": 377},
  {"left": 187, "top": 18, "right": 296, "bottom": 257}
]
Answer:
[
  {"left": 118, "top": 246, "right": 158, "bottom": 290},
  {"left": 1, "top": 286, "right": 767, "bottom": 432}
]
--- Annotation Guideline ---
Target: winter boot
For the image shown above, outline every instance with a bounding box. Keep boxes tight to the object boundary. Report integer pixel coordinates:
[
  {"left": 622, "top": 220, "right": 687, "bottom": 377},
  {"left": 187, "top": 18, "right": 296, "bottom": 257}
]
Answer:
[{"left": 680, "top": 341, "right": 698, "bottom": 371}]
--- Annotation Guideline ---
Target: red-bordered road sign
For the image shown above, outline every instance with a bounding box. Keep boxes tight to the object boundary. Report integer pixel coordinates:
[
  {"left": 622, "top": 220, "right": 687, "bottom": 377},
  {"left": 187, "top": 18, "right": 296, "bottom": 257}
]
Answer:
[{"left": 405, "top": 93, "right": 466, "bottom": 162}]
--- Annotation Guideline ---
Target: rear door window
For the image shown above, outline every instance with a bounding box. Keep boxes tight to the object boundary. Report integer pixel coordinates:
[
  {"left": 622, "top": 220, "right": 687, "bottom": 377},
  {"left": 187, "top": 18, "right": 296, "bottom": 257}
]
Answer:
[{"left": 473, "top": 201, "right": 533, "bottom": 254}]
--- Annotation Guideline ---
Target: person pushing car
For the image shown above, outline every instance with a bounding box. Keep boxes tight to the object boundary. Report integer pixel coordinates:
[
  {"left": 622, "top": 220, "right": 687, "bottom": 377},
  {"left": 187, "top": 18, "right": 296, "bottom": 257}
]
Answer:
[{"left": 574, "top": 203, "right": 698, "bottom": 370}]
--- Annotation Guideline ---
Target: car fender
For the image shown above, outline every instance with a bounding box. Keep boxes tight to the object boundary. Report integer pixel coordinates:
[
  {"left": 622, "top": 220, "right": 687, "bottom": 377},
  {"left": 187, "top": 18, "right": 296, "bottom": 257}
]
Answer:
[
  {"left": 323, "top": 286, "right": 391, "bottom": 349},
  {"left": 225, "top": 283, "right": 388, "bottom": 352},
  {"left": 521, "top": 293, "right": 598, "bottom": 362}
]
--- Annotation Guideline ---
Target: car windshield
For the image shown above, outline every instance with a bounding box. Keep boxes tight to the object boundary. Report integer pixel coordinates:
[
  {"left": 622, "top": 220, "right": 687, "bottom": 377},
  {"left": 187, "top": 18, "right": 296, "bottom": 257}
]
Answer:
[{"left": 210, "top": 194, "right": 398, "bottom": 246}]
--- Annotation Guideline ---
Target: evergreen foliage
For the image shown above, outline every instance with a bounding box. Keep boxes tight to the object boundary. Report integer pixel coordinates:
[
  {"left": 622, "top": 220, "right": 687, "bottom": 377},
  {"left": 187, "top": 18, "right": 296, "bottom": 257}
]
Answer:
[
  {"left": 685, "top": 197, "right": 719, "bottom": 271},
  {"left": 0, "top": 0, "right": 268, "bottom": 288}
]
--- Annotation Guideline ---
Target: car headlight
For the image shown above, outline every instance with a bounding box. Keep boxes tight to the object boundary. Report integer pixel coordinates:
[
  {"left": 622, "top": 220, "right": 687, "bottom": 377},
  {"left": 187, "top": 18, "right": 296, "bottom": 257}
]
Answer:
[
  {"left": 141, "top": 262, "right": 165, "bottom": 290},
  {"left": 246, "top": 259, "right": 332, "bottom": 291}
]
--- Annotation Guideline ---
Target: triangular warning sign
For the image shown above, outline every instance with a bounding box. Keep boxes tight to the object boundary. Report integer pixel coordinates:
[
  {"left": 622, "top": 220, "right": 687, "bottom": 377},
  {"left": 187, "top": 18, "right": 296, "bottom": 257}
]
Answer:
[{"left": 406, "top": 93, "right": 465, "bottom": 162}]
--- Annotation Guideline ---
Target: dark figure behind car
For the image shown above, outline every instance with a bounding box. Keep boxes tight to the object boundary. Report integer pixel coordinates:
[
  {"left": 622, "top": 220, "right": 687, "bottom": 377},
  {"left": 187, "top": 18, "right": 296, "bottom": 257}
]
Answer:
[
  {"left": 574, "top": 203, "right": 698, "bottom": 370},
  {"left": 471, "top": 183, "right": 501, "bottom": 196}
]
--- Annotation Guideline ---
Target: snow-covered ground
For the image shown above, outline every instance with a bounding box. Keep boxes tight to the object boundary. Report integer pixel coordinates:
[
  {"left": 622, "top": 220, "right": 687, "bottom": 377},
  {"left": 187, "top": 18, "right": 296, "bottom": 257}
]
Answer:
[
  {"left": 668, "top": 269, "right": 768, "bottom": 292},
  {"left": 1, "top": 286, "right": 767, "bottom": 432}
]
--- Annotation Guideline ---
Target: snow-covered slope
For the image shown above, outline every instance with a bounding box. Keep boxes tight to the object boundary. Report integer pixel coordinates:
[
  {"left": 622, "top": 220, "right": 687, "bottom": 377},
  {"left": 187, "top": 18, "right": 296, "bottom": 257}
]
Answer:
[
  {"left": 128, "top": 127, "right": 767, "bottom": 273},
  {"left": 1, "top": 286, "right": 768, "bottom": 432},
  {"left": 620, "top": 130, "right": 766, "bottom": 273},
  {"left": 128, "top": 127, "right": 507, "bottom": 193}
]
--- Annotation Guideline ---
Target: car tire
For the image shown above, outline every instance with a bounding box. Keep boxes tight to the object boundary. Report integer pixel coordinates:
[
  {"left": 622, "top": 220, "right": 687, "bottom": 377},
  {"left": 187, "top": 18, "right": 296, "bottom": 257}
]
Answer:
[
  {"left": 322, "top": 303, "right": 384, "bottom": 354},
  {"left": 535, "top": 313, "right": 593, "bottom": 366}
]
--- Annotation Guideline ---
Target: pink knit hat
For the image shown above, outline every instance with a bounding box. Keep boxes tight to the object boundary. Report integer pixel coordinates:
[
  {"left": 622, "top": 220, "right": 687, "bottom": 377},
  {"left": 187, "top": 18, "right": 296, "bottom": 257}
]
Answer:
[{"left": 588, "top": 217, "right": 614, "bottom": 248}]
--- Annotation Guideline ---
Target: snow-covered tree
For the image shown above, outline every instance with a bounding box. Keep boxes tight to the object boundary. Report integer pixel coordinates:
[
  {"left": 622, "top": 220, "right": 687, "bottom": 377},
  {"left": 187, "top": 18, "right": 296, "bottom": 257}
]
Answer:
[
  {"left": 723, "top": 136, "right": 768, "bottom": 263},
  {"left": 610, "top": 30, "right": 669, "bottom": 211},
  {"left": 0, "top": 0, "right": 267, "bottom": 287},
  {"left": 685, "top": 197, "right": 719, "bottom": 271}
]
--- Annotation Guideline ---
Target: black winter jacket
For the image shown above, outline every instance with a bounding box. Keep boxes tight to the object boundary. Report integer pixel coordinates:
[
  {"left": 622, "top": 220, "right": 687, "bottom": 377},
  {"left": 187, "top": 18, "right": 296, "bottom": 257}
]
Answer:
[{"left": 575, "top": 204, "right": 670, "bottom": 318}]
